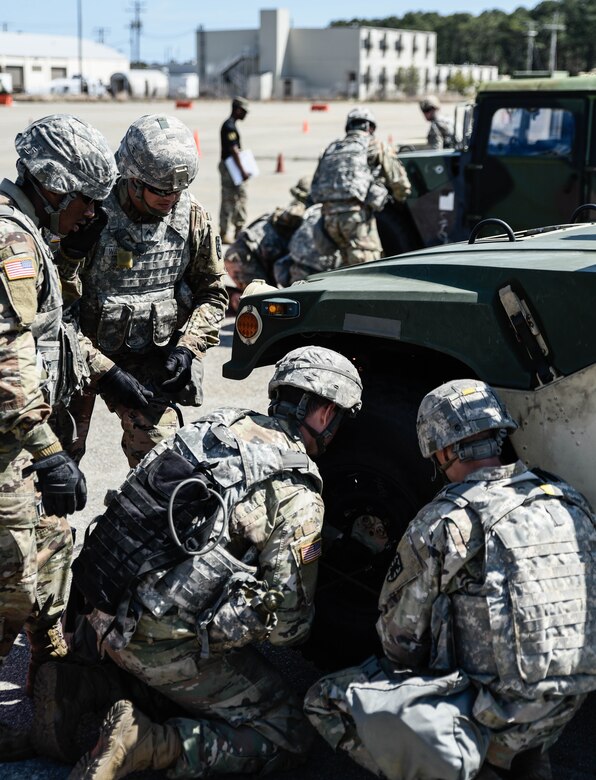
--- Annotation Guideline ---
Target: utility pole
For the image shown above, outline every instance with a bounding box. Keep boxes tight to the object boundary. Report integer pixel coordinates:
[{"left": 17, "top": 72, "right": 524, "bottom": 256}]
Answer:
[
  {"left": 525, "top": 22, "right": 538, "bottom": 72},
  {"left": 544, "top": 13, "right": 565, "bottom": 74},
  {"left": 77, "top": 0, "right": 83, "bottom": 80},
  {"left": 94, "top": 26, "right": 109, "bottom": 45},
  {"left": 128, "top": 1, "right": 145, "bottom": 64}
]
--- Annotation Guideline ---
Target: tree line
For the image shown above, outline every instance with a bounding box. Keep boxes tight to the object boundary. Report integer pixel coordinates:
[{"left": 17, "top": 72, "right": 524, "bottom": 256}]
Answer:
[{"left": 330, "top": 1, "right": 596, "bottom": 76}]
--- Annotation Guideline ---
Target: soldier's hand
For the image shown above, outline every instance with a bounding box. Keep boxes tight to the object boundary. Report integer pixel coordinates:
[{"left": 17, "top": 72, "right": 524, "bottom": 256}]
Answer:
[
  {"left": 60, "top": 205, "right": 108, "bottom": 259},
  {"left": 96, "top": 365, "right": 154, "bottom": 409},
  {"left": 23, "top": 451, "right": 87, "bottom": 516},
  {"left": 161, "top": 346, "right": 194, "bottom": 393}
]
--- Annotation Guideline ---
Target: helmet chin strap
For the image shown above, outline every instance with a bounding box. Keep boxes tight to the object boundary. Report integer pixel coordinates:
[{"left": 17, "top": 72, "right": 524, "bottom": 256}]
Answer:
[
  {"left": 269, "top": 392, "right": 343, "bottom": 456},
  {"left": 131, "top": 179, "right": 170, "bottom": 219},
  {"left": 28, "top": 175, "right": 76, "bottom": 236}
]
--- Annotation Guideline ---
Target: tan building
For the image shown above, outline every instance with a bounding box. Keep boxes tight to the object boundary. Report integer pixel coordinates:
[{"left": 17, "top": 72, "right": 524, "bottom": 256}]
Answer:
[{"left": 197, "top": 8, "right": 498, "bottom": 100}]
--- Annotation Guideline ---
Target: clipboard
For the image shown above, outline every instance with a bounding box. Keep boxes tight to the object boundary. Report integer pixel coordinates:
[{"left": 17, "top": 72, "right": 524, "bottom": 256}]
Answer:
[{"left": 225, "top": 150, "right": 259, "bottom": 185}]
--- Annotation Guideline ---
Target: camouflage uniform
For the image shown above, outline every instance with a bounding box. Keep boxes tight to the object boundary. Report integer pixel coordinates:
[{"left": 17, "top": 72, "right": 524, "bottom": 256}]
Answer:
[
  {"left": 225, "top": 196, "right": 306, "bottom": 290},
  {"left": 312, "top": 109, "right": 411, "bottom": 267},
  {"left": 0, "top": 116, "right": 117, "bottom": 667},
  {"left": 427, "top": 115, "right": 455, "bottom": 150},
  {"left": 68, "top": 117, "right": 227, "bottom": 468},
  {"left": 219, "top": 97, "right": 250, "bottom": 241},
  {"left": 276, "top": 204, "right": 342, "bottom": 286},
  {"left": 306, "top": 381, "right": 596, "bottom": 778},
  {"left": 63, "top": 346, "right": 363, "bottom": 778}
]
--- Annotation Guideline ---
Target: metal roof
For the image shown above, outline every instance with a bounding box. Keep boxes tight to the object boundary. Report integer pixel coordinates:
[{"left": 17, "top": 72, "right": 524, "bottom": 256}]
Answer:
[{"left": 0, "top": 31, "right": 128, "bottom": 61}]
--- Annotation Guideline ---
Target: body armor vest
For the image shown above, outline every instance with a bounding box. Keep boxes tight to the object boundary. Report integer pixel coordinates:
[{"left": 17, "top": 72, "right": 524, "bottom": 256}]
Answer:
[
  {"left": 441, "top": 468, "right": 596, "bottom": 698},
  {"left": 73, "top": 409, "right": 321, "bottom": 638},
  {"left": 80, "top": 188, "right": 191, "bottom": 355},
  {"left": 288, "top": 204, "right": 341, "bottom": 274},
  {"left": 0, "top": 196, "right": 78, "bottom": 406},
  {"left": 311, "top": 132, "right": 374, "bottom": 204}
]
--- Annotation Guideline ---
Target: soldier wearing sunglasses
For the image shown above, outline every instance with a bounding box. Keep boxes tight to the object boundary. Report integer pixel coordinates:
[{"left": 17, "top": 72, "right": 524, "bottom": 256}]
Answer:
[{"left": 63, "top": 114, "right": 227, "bottom": 468}]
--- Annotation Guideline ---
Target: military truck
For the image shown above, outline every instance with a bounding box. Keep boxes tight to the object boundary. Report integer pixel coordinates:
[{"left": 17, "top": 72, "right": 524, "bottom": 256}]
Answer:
[
  {"left": 223, "top": 218, "right": 596, "bottom": 665},
  {"left": 379, "top": 75, "right": 596, "bottom": 255}
]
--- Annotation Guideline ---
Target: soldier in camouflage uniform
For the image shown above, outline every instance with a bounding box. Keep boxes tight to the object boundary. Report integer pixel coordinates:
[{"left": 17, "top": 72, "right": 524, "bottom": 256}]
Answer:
[
  {"left": 224, "top": 175, "right": 311, "bottom": 296},
  {"left": 219, "top": 96, "right": 250, "bottom": 243},
  {"left": 30, "top": 346, "right": 362, "bottom": 779},
  {"left": 420, "top": 95, "right": 455, "bottom": 150},
  {"left": 66, "top": 114, "right": 227, "bottom": 468},
  {"left": 305, "top": 379, "right": 596, "bottom": 780},
  {"left": 0, "top": 115, "right": 117, "bottom": 706},
  {"left": 311, "top": 107, "right": 411, "bottom": 267}
]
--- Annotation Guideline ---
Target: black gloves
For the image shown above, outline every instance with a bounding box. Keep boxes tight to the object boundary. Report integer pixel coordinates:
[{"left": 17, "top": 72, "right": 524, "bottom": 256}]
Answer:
[
  {"left": 60, "top": 205, "right": 108, "bottom": 259},
  {"left": 96, "top": 365, "right": 154, "bottom": 409},
  {"left": 23, "top": 451, "right": 87, "bottom": 516},
  {"left": 161, "top": 347, "right": 194, "bottom": 393}
]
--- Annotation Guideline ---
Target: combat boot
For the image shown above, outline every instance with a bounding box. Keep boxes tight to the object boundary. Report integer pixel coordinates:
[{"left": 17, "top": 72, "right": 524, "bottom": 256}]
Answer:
[
  {"left": 25, "top": 620, "right": 69, "bottom": 696},
  {"left": 0, "top": 722, "right": 36, "bottom": 761},
  {"left": 68, "top": 700, "right": 182, "bottom": 780},
  {"left": 31, "top": 661, "right": 127, "bottom": 763}
]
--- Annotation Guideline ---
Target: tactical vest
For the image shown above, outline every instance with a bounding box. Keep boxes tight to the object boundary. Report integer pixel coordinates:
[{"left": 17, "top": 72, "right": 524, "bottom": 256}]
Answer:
[
  {"left": 241, "top": 214, "right": 291, "bottom": 264},
  {"left": 73, "top": 409, "right": 321, "bottom": 639},
  {"left": 441, "top": 468, "right": 596, "bottom": 698},
  {"left": 311, "top": 132, "right": 374, "bottom": 204},
  {"left": 0, "top": 198, "right": 77, "bottom": 406},
  {"left": 288, "top": 204, "right": 341, "bottom": 274},
  {"left": 79, "top": 188, "right": 192, "bottom": 355}
]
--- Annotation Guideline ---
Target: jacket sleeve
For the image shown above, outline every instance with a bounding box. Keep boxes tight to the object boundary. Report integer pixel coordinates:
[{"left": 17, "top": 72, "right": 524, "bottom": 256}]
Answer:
[
  {"left": 231, "top": 476, "right": 325, "bottom": 647},
  {"left": 378, "top": 142, "right": 412, "bottom": 203},
  {"left": 0, "top": 233, "right": 59, "bottom": 457},
  {"left": 177, "top": 197, "right": 228, "bottom": 358}
]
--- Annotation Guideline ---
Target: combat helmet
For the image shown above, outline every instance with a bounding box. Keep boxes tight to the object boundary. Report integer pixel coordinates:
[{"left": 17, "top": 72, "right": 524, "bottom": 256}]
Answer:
[
  {"left": 116, "top": 114, "right": 199, "bottom": 194},
  {"left": 346, "top": 107, "right": 377, "bottom": 132},
  {"left": 417, "top": 379, "right": 517, "bottom": 465},
  {"left": 420, "top": 95, "right": 441, "bottom": 112},
  {"left": 290, "top": 175, "right": 312, "bottom": 205},
  {"left": 269, "top": 346, "right": 363, "bottom": 453},
  {"left": 15, "top": 114, "right": 117, "bottom": 233}
]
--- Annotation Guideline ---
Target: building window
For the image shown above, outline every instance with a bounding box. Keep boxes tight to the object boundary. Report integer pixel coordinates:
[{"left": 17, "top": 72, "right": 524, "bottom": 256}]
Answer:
[
  {"left": 348, "top": 71, "right": 357, "bottom": 82},
  {"left": 362, "top": 36, "right": 371, "bottom": 51},
  {"left": 380, "top": 35, "right": 387, "bottom": 53},
  {"left": 426, "top": 36, "right": 433, "bottom": 56},
  {"left": 412, "top": 36, "right": 418, "bottom": 55},
  {"left": 363, "top": 68, "right": 371, "bottom": 87},
  {"left": 32, "top": 65, "right": 42, "bottom": 72},
  {"left": 395, "top": 35, "right": 402, "bottom": 54},
  {"left": 51, "top": 67, "right": 67, "bottom": 79},
  {"left": 379, "top": 68, "right": 387, "bottom": 85}
]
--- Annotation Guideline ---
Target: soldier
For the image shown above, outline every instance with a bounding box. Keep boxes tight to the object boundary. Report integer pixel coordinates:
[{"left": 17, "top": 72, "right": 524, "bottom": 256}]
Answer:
[
  {"left": 219, "top": 96, "right": 250, "bottom": 244},
  {"left": 0, "top": 115, "right": 117, "bottom": 698},
  {"left": 224, "top": 175, "right": 310, "bottom": 296},
  {"left": 305, "top": 379, "right": 596, "bottom": 780},
  {"left": 275, "top": 203, "right": 342, "bottom": 286},
  {"left": 30, "top": 346, "right": 362, "bottom": 779},
  {"left": 67, "top": 114, "right": 227, "bottom": 468},
  {"left": 311, "top": 107, "right": 411, "bottom": 267},
  {"left": 419, "top": 95, "right": 455, "bottom": 150}
]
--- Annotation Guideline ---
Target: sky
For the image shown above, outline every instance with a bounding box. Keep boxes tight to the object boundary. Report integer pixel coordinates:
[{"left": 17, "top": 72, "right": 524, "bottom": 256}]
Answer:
[{"left": 1, "top": 1, "right": 538, "bottom": 64}]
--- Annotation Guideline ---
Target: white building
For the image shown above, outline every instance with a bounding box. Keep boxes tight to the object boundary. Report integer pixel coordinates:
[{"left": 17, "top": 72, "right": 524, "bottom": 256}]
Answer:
[
  {"left": 110, "top": 69, "right": 169, "bottom": 99},
  {"left": 0, "top": 31, "right": 128, "bottom": 94},
  {"left": 197, "top": 9, "right": 498, "bottom": 100}
]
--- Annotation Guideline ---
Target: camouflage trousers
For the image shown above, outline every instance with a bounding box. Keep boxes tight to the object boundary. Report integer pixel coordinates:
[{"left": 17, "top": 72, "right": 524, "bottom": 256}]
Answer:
[
  {"left": 219, "top": 161, "right": 248, "bottom": 240},
  {"left": 105, "top": 613, "right": 313, "bottom": 778},
  {"left": 65, "top": 351, "right": 203, "bottom": 468},
  {"left": 323, "top": 209, "right": 383, "bottom": 266},
  {"left": 0, "top": 451, "right": 73, "bottom": 663}
]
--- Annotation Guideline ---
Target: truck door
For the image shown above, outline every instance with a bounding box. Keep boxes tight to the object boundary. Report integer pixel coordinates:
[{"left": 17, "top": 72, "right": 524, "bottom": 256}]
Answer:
[{"left": 466, "top": 94, "right": 587, "bottom": 231}]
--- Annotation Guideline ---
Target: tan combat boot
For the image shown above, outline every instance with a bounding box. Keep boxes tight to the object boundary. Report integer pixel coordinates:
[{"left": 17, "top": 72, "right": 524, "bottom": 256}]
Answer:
[
  {"left": 25, "top": 620, "right": 69, "bottom": 696},
  {"left": 68, "top": 699, "right": 182, "bottom": 780}
]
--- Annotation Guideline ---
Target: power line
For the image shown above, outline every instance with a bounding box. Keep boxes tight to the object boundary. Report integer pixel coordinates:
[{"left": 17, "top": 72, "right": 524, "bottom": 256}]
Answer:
[{"left": 128, "top": 0, "right": 145, "bottom": 63}]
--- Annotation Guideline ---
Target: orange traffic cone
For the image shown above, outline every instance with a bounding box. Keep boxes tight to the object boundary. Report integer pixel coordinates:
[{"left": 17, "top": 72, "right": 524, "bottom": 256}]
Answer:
[
  {"left": 193, "top": 129, "right": 201, "bottom": 156},
  {"left": 388, "top": 134, "right": 394, "bottom": 145},
  {"left": 302, "top": 120, "right": 310, "bottom": 133},
  {"left": 275, "top": 153, "right": 285, "bottom": 173}
]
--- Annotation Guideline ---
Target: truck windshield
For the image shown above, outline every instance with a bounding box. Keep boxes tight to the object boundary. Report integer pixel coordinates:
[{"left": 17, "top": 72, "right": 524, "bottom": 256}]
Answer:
[{"left": 487, "top": 107, "right": 575, "bottom": 158}]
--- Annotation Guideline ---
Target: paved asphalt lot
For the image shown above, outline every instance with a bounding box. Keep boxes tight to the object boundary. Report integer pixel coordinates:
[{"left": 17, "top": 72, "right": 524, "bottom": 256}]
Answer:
[{"left": 0, "top": 98, "right": 594, "bottom": 778}]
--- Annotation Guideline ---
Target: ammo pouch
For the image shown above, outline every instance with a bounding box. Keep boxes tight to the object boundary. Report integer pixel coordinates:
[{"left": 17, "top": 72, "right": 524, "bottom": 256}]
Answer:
[
  {"left": 346, "top": 665, "right": 490, "bottom": 780},
  {"left": 72, "top": 449, "right": 220, "bottom": 619},
  {"left": 199, "top": 574, "right": 281, "bottom": 657},
  {"left": 364, "top": 180, "right": 389, "bottom": 212},
  {"left": 96, "top": 295, "right": 178, "bottom": 353}
]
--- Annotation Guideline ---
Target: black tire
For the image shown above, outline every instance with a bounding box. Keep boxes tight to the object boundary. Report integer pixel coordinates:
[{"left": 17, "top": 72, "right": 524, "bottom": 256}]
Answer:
[{"left": 301, "top": 383, "right": 439, "bottom": 669}]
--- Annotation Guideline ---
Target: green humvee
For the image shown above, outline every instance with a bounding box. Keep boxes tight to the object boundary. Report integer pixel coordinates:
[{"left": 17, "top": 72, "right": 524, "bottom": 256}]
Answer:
[
  {"left": 224, "top": 221, "right": 596, "bottom": 664},
  {"left": 379, "top": 75, "right": 596, "bottom": 255}
]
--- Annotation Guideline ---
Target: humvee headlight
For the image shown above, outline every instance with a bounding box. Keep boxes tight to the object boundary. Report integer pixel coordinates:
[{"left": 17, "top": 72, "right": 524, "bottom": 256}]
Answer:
[
  {"left": 236, "top": 305, "right": 263, "bottom": 345},
  {"left": 261, "top": 298, "right": 300, "bottom": 318}
]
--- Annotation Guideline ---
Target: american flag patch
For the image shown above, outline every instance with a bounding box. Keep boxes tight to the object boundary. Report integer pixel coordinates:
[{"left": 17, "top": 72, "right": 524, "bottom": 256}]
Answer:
[
  {"left": 4, "top": 257, "right": 35, "bottom": 280},
  {"left": 299, "top": 537, "right": 322, "bottom": 564}
]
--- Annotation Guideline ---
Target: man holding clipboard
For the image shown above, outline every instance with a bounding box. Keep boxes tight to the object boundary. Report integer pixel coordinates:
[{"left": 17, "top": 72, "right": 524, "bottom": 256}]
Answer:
[{"left": 219, "top": 96, "right": 252, "bottom": 243}]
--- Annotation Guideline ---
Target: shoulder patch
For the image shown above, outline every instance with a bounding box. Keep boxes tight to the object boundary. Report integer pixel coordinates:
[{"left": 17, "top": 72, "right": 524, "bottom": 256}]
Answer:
[
  {"left": 299, "top": 536, "right": 322, "bottom": 564},
  {"left": 3, "top": 256, "right": 35, "bottom": 280},
  {"left": 386, "top": 551, "right": 403, "bottom": 582}
]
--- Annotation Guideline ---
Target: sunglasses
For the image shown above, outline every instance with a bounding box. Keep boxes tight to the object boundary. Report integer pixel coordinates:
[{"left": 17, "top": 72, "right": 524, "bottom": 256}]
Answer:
[
  {"left": 143, "top": 182, "right": 180, "bottom": 198},
  {"left": 77, "top": 193, "right": 96, "bottom": 205}
]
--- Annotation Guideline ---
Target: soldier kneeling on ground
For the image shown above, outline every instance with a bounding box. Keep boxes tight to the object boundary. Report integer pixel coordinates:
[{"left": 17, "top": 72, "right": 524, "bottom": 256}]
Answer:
[
  {"left": 10, "top": 346, "right": 363, "bottom": 780},
  {"left": 305, "top": 379, "right": 596, "bottom": 780}
]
